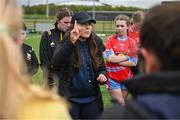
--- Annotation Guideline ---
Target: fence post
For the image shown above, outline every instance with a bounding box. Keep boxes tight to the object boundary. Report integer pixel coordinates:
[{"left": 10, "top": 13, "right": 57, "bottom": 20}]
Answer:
[{"left": 33, "top": 19, "right": 36, "bottom": 32}]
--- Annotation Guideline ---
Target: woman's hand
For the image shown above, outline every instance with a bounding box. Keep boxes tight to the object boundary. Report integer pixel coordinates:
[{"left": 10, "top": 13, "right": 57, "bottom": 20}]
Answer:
[
  {"left": 97, "top": 74, "right": 107, "bottom": 83},
  {"left": 70, "top": 20, "right": 81, "bottom": 44}
]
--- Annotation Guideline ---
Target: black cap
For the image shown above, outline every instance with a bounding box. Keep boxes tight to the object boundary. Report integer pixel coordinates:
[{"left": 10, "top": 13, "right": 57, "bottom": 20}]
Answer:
[{"left": 71, "top": 12, "right": 96, "bottom": 24}]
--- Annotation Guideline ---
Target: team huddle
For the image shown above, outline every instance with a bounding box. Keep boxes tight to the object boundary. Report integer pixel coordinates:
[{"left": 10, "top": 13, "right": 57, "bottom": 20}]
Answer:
[{"left": 1, "top": 0, "right": 180, "bottom": 119}]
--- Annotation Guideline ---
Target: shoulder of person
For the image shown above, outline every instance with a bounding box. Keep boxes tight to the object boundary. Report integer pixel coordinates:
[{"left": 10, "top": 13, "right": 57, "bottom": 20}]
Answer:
[
  {"left": 100, "top": 101, "right": 155, "bottom": 119},
  {"left": 19, "top": 98, "right": 71, "bottom": 120},
  {"left": 42, "top": 29, "right": 54, "bottom": 37},
  {"left": 23, "top": 44, "right": 33, "bottom": 51},
  {"left": 19, "top": 85, "right": 71, "bottom": 120},
  {"left": 128, "top": 37, "right": 136, "bottom": 42},
  {"left": 106, "top": 34, "right": 116, "bottom": 41},
  {"left": 93, "top": 33, "right": 103, "bottom": 44},
  {"left": 94, "top": 34, "right": 102, "bottom": 40}
]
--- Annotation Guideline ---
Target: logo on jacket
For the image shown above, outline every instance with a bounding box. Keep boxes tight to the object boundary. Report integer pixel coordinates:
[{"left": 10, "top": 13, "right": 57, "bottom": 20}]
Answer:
[
  {"left": 26, "top": 53, "right": 31, "bottom": 61},
  {"left": 50, "top": 42, "right": 55, "bottom": 47},
  {"left": 28, "top": 49, "right": 32, "bottom": 53}
]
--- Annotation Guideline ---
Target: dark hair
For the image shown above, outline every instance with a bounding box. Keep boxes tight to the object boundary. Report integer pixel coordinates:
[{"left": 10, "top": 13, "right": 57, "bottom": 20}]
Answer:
[
  {"left": 140, "top": 4, "right": 180, "bottom": 70},
  {"left": 54, "top": 7, "right": 73, "bottom": 26},
  {"left": 63, "top": 25, "right": 100, "bottom": 70}
]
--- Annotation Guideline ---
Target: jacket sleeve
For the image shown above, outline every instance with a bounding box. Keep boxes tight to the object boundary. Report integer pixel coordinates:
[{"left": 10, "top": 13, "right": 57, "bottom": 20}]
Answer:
[
  {"left": 39, "top": 31, "right": 50, "bottom": 69},
  {"left": 96, "top": 35, "right": 108, "bottom": 85},
  {"left": 29, "top": 48, "right": 39, "bottom": 75},
  {"left": 51, "top": 39, "right": 76, "bottom": 68}
]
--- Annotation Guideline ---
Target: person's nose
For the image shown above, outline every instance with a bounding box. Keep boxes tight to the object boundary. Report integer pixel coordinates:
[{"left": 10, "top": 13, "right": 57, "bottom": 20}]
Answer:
[{"left": 116, "top": 27, "right": 122, "bottom": 30}]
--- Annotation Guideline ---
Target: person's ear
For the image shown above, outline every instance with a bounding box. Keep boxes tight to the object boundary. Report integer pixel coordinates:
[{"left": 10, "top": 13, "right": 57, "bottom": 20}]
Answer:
[{"left": 140, "top": 48, "right": 159, "bottom": 73}]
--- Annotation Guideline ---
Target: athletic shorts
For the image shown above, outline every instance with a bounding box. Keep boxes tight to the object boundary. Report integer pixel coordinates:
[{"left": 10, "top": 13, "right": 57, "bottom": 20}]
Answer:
[{"left": 107, "top": 78, "right": 127, "bottom": 91}]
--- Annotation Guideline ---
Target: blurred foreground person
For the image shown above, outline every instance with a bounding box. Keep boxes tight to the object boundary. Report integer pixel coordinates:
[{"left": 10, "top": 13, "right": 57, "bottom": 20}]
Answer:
[
  {"left": 0, "top": 0, "right": 71, "bottom": 119},
  {"left": 100, "top": 4, "right": 180, "bottom": 119},
  {"left": 51, "top": 12, "right": 107, "bottom": 119},
  {"left": 17, "top": 23, "right": 39, "bottom": 76}
]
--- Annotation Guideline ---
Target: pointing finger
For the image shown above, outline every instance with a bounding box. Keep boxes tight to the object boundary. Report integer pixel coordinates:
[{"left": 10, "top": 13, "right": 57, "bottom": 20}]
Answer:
[{"left": 74, "top": 20, "right": 77, "bottom": 27}]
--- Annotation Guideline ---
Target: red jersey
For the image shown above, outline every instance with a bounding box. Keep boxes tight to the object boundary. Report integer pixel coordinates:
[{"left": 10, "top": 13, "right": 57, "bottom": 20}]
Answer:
[
  {"left": 128, "top": 26, "right": 140, "bottom": 47},
  {"left": 104, "top": 34, "right": 137, "bottom": 82}
]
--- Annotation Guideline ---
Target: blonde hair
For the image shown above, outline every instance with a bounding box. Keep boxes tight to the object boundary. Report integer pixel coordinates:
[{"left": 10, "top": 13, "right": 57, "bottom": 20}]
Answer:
[
  {"left": 0, "top": 0, "right": 22, "bottom": 40},
  {"left": 0, "top": 0, "right": 69, "bottom": 119},
  {"left": 0, "top": 0, "right": 23, "bottom": 118},
  {"left": 114, "top": 14, "right": 130, "bottom": 26}
]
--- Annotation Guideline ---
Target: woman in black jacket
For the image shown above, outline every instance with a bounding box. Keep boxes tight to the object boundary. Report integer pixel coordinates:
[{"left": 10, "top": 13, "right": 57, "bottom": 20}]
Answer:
[
  {"left": 39, "top": 8, "right": 73, "bottom": 88},
  {"left": 51, "top": 12, "right": 107, "bottom": 119}
]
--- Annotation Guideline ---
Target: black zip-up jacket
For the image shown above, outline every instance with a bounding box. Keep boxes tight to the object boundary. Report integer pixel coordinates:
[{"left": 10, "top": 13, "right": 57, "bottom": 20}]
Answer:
[
  {"left": 51, "top": 33, "right": 107, "bottom": 111},
  {"left": 22, "top": 43, "right": 39, "bottom": 75},
  {"left": 39, "top": 27, "right": 64, "bottom": 85}
]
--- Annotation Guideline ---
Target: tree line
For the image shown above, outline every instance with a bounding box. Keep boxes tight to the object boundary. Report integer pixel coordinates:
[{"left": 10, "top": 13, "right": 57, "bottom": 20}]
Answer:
[{"left": 23, "top": 4, "right": 144, "bottom": 19}]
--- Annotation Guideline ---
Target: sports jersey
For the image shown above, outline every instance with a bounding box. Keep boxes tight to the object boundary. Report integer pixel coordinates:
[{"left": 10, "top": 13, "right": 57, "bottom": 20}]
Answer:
[
  {"left": 104, "top": 34, "right": 137, "bottom": 82},
  {"left": 128, "top": 26, "right": 140, "bottom": 47}
]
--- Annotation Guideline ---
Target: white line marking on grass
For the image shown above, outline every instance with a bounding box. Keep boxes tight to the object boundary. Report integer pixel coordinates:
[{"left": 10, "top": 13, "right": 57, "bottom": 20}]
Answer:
[{"left": 26, "top": 35, "right": 41, "bottom": 40}]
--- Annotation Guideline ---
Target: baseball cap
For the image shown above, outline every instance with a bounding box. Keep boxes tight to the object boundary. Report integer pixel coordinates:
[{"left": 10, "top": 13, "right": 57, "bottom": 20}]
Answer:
[{"left": 71, "top": 12, "right": 96, "bottom": 24}]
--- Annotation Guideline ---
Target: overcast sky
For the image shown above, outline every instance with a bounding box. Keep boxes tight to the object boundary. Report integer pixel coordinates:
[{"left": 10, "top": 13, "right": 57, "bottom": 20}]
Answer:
[{"left": 19, "top": 0, "right": 176, "bottom": 9}]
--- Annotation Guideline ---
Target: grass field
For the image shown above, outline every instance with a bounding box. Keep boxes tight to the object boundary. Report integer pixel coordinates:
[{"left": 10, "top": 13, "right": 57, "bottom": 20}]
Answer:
[{"left": 25, "top": 32, "right": 113, "bottom": 107}]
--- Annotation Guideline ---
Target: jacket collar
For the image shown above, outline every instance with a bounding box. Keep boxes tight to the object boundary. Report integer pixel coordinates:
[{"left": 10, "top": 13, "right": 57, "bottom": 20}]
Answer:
[{"left": 122, "top": 71, "right": 180, "bottom": 95}]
